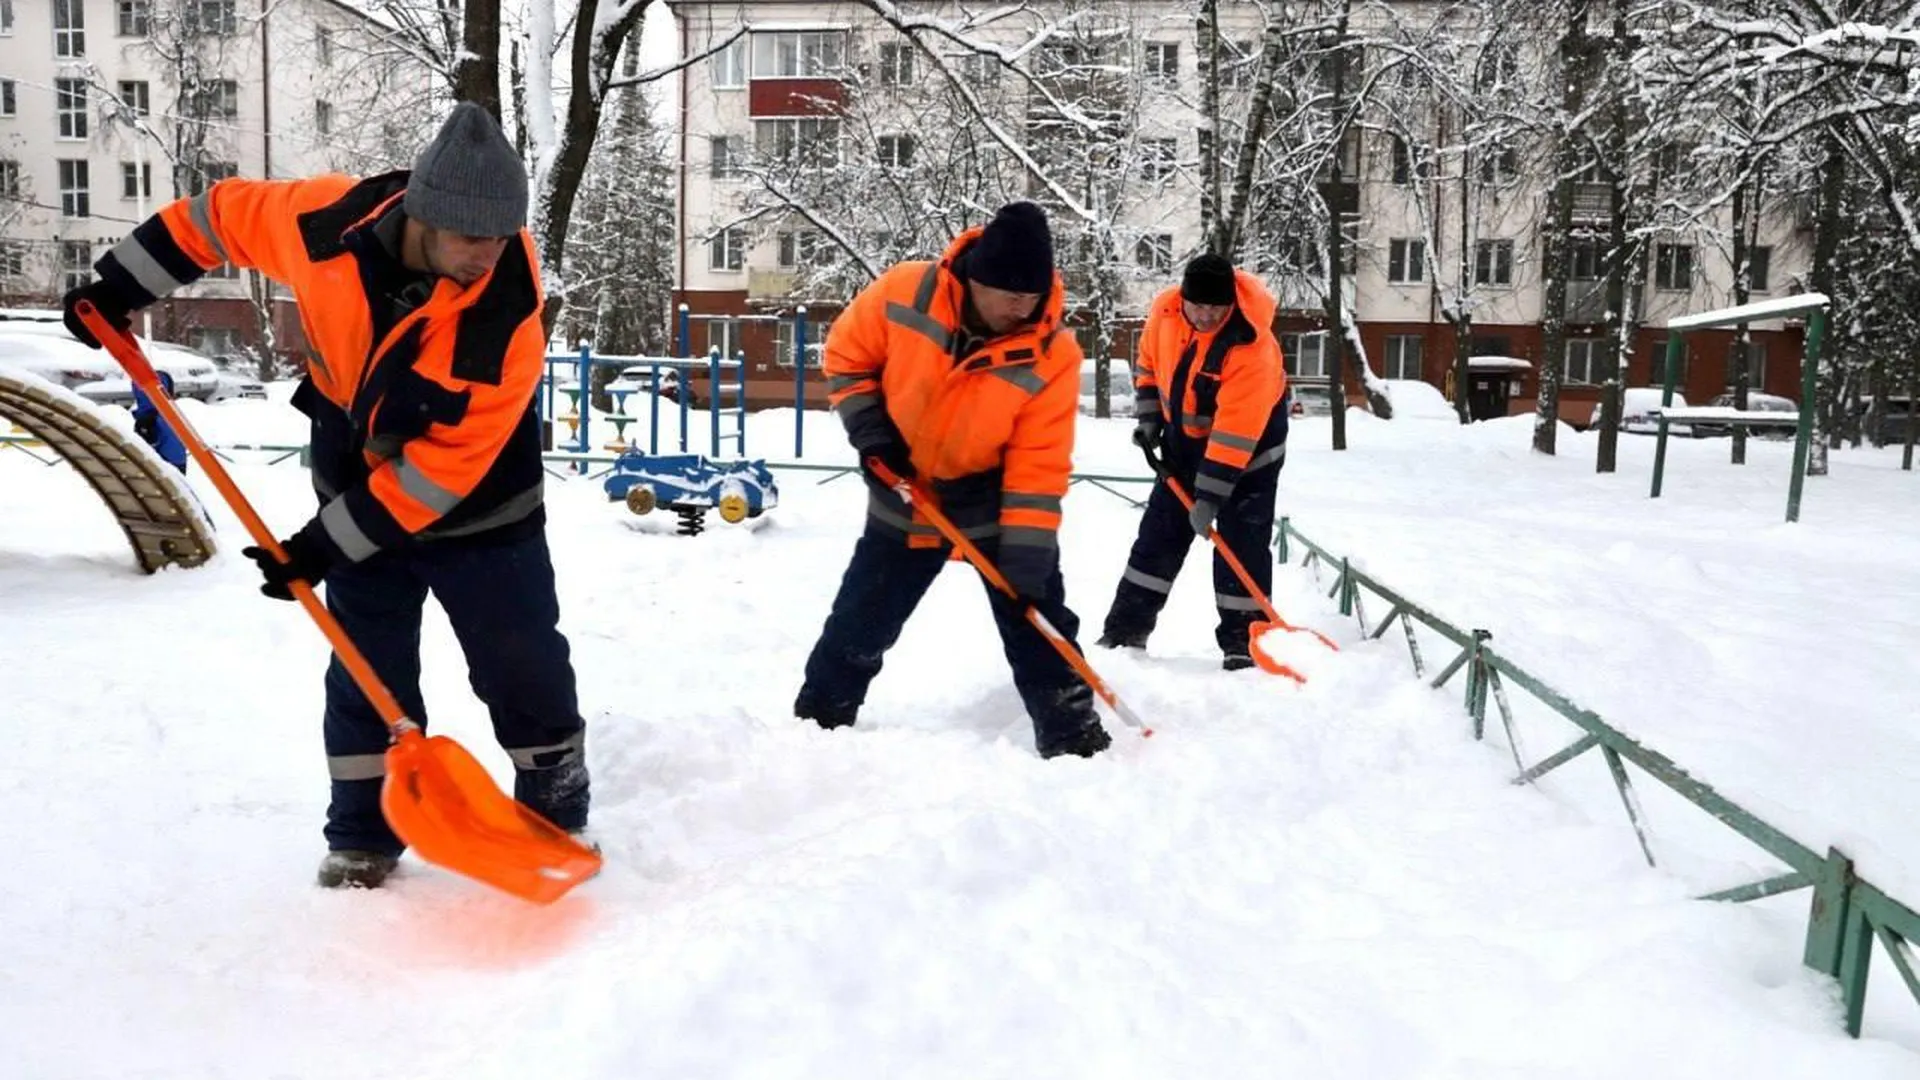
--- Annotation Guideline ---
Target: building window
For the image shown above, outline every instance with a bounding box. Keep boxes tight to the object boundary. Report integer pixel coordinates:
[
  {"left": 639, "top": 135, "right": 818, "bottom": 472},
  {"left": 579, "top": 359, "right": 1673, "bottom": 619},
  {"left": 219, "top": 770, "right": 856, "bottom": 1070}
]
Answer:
[
  {"left": 1569, "top": 239, "right": 1604, "bottom": 282},
  {"left": 117, "top": 80, "right": 150, "bottom": 118},
  {"left": 751, "top": 30, "right": 846, "bottom": 78},
  {"left": 1478, "top": 143, "right": 1518, "bottom": 185},
  {"left": 1563, "top": 338, "right": 1606, "bottom": 386},
  {"left": 1134, "top": 233, "right": 1173, "bottom": 273},
  {"left": 1473, "top": 239, "right": 1514, "bottom": 287},
  {"left": 1221, "top": 39, "right": 1256, "bottom": 90},
  {"left": 316, "top": 26, "right": 333, "bottom": 65},
  {"left": 0, "top": 80, "right": 13, "bottom": 117},
  {"left": 188, "top": 0, "right": 236, "bottom": 35},
  {"left": 1144, "top": 42, "right": 1179, "bottom": 87},
  {"left": 0, "top": 241, "right": 24, "bottom": 278},
  {"left": 192, "top": 327, "right": 240, "bottom": 355},
  {"left": 1139, "top": 138, "right": 1177, "bottom": 182},
  {"left": 877, "top": 42, "right": 914, "bottom": 87},
  {"left": 776, "top": 229, "right": 824, "bottom": 269},
  {"left": 707, "top": 226, "right": 745, "bottom": 272},
  {"left": 1726, "top": 341, "right": 1766, "bottom": 388},
  {"left": 1281, "top": 332, "right": 1328, "bottom": 378},
  {"left": 1654, "top": 243, "right": 1693, "bottom": 292},
  {"left": 709, "top": 135, "right": 743, "bottom": 179},
  {"left": 315, "top": 101, "right": 333, "bottom": 136},
  {"left": 754, "top": 118, "right": 840, "bottom": 169},
  {"left": 1387, "top": 238, "right": 1424, "bottom": 284},
  {"left": 705, "top": 317, "right": 742, "bottom": 361},
  {"left": 0, "top": 0, "right": 12, "bottom": 36},
  {"left": 62, "top": 240, "right": 93, "bottom": 291},
  {"left": 1744, "top": 246, "right": 1772, "bottom": 293},
  {"left": 121, "top": 161, "right": 152, "bottom": 199},
  {"left": 180, "top": 159, "right": 237, "bottom": 196},
  {"left": 187, "top": 80, "right": 241, "bottom": 121},
  {"left": 1390, "top": 136, "right": 1429, "bottom": 186},
  {"left": 876, "top": 134, "right": 915, "bottom": 169},
  {"left": 1648, "top": 339, "right": 1690, "bottom": 387},
  {"left": 775, "top": 318, "right": 831, "bottom": 369},
  {"left": 58, "top": 159, "right": 90, "bottom": 217},
  {"left": 957, "top": 52, "right": 999, "bottom": 88},
  {"left": 1383, "top": 335, "right": 1424, "bottom": 380},
  {"left": 712, "top": 35, "right": 746, "bottom": 88},
  {"left": 118, "top": 0, "right": 149, "bottom": 36},
  {"left": 55, "top": 0, "right": 85, "bottom": 57},
  {"left": 0, "top": 159, "right": 18, "bottom": 198},
  {"left": 57, "top": 79, "right": 89, "bottom": 139}
]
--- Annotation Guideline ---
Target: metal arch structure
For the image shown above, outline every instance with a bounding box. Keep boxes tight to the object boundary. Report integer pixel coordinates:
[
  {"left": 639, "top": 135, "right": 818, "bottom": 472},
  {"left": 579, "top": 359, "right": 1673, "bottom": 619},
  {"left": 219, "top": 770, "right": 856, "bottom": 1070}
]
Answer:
[{"left": 0, "top": 368, "right": 217, "bottom": 573}]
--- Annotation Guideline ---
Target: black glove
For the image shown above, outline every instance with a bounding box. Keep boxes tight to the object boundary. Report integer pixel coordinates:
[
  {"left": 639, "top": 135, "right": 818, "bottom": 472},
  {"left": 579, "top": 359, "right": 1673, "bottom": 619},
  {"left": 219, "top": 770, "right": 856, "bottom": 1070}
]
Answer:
[
  {"left": 133, "top": 409, "right": 159, "bottom": 446},
  {"left": 241, "top": 525, "right": 337, "bottom": 601},
  {"left": 997, "top": 542, "right": 1056, "bottom": 604},
  {"left": 1188, "top": 498, "right": 1220, "bottom": 538},
  {"left": 1131, "top": 414, "right": 1164, "bottom": 451},
  {"left": 849, "top": 410, "right": 916, "bottom": 489},
  {"left": 62, "top": 280, "right": 135, "bottom": 349}
]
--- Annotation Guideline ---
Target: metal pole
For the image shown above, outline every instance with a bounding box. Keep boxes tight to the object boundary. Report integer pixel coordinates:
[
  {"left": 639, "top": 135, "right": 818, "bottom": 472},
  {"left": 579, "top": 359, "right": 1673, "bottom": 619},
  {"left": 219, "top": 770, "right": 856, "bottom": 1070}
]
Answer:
[
  {"left": 735, "top": 349, "right": 747, "bottom": 456},
  {"left": 576, "top": 342, "right": 591, "bottom": 474},
  {"left": 709, "top": 346, "right": 722, "bottom": 457},
  {"left": 1649, "top": 334, "right": 1684, "bottom": 498},
  {"left": 794, "top": 306, "right": 807, "bottom": 459},
  {"left": 676, "top": 303, "right": 690, "bottom": 360},
  {"left": 649, "top": 361, "right": 661, "bottom": 455},
  {"left": 1787, "top": 308, "right": 1825, "bottom": 523}
]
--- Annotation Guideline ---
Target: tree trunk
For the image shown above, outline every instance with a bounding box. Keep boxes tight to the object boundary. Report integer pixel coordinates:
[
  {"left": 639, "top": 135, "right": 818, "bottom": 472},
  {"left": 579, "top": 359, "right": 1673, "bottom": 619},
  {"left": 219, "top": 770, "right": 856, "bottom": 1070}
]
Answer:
[
  {"left": 1197, "top": 0, "right": 1222, "bottom": 252},
  {"left": 1728, "top": 159, "right": 1757, "bottom": 466},
  {"left": 1595, "top": 0, "right": 1630, "bottom": 474},
  {"left": 1807, "top": 131, "right": 1847, "bottom": 477},
  {"left": 1324, "top": 8, "right": 1353, "bottom": 452},
  {"left": 1452, "top": 153, "right": 1472, "bottom": 424},
  {"left": 454, "top": 0, "right": 502, "bottom": 117},
  {"left": 1534, "top": 2, "right": 1590, "bottom": 456}
]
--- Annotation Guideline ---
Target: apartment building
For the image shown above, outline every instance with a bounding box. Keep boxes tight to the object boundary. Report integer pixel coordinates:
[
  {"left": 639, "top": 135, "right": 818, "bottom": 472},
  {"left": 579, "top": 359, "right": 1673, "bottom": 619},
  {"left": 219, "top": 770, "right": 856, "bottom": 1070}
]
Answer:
[
  {"left": 0, "top": 0, "right": 431, "bottom": 363},
  {"left": 670, "top": 0, "right": 1817, "bottom": 421}
]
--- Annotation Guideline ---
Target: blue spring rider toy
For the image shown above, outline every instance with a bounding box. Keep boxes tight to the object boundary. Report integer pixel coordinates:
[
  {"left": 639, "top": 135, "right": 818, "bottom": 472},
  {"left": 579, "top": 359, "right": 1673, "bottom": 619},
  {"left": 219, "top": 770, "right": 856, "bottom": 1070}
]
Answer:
[{"left": 602, "top": 452, "right": 780, "bottom": 536}]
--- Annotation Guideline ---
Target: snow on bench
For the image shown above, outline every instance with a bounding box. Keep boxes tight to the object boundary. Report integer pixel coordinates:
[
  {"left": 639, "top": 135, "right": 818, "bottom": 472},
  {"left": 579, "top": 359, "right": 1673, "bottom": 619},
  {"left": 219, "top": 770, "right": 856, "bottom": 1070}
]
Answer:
[
  {"left": 1648, "top": 405, "right": 1801, "bottom": 426},
  {"left": 1664, "top": 293, "right": 1829, "bottom": 331}
]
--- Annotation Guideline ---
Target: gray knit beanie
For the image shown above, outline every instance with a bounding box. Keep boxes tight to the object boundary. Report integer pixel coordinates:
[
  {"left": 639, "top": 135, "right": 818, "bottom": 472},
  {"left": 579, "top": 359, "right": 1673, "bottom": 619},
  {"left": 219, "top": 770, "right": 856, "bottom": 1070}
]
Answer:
[{"left": 403, "top": 102, "right": 528, "bottom": 237}]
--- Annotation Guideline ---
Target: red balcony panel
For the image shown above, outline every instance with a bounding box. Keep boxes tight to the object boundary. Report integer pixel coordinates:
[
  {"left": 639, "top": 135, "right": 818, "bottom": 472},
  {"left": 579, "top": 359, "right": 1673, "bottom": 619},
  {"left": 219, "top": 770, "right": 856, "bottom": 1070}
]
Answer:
[{"left": 749, "top": 79, "right": 844, "bottom": 117}]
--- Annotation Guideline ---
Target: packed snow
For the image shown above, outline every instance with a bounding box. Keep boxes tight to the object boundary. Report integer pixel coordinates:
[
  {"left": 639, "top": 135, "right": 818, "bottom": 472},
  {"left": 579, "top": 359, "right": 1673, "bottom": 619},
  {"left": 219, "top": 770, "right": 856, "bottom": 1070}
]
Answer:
[{"left": 2, "top": 389, "right": 1917, "bottom": 1077}]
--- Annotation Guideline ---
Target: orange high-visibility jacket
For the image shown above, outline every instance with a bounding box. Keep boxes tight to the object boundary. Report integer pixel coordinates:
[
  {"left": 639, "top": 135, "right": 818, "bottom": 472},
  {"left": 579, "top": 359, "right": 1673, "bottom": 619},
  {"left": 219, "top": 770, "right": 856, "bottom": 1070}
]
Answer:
[
  {"left": 825, "top": 226, "right": 1081, "bottom": 552},
  {"left": 95, "top": 172, "right": 548, "bottom": 562},
  {"left": 1133, "top": 269, "right": 1289, "bottom": 502}
]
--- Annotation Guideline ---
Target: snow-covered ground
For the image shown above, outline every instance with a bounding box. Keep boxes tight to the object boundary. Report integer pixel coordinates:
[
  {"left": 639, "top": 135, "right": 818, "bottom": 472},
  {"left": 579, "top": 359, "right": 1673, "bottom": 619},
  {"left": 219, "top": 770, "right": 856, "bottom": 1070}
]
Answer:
[{"left": 2, "top": 389, "right": 1918, "bottom": 1078}]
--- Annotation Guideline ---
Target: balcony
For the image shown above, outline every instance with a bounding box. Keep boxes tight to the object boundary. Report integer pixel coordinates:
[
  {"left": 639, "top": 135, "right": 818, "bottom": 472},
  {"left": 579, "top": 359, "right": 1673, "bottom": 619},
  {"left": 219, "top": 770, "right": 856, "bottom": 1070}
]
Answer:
[
  {"left": 748, "top": 269, "right": 797, "bottom": 300},
  {"left": 1567, "top": 279, "right": 1610, "bottom": 325},
  {"left": 748, "top": 79, "right": 844, "bottom": 118},
  {"left": 1570, "top": 183, "right": 1610, "bottom": 222}
]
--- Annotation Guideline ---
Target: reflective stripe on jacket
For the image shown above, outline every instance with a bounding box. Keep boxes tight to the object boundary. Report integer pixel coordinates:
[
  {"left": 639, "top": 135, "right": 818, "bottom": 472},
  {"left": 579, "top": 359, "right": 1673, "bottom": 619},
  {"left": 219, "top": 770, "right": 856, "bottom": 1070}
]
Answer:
[
  {"left": 825, "top": 227, "right": 1080, "bottom": 551},
  {"left": 96, "top": 171, "right": 548, "bottom": 560}
]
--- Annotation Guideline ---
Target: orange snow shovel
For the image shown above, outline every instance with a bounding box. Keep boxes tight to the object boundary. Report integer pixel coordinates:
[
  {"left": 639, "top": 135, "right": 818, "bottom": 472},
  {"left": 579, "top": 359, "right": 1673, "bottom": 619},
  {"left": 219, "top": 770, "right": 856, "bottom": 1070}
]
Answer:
[
  {"left": 867, "top": 459, "right": 1151, "bottom": 739},
  {"left": 1141, "top": 443, "right": 1337, "bottom": 683},
  {"left": 81, "top": 303, "right": 601, "bottom": 904}
]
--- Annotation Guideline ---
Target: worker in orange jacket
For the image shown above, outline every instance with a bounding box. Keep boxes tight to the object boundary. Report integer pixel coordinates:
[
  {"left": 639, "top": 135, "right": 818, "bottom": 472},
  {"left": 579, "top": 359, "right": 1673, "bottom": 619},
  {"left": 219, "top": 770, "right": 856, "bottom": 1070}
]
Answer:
[
  {"left": 61, "top": 104, "right": 588, "bottom": 889},
  {"left": 1098, "top": 253, "right": 1290, "bottom": 670},
  {"left": 796, "top": 202, "right": 1110, "bottom": 759}
]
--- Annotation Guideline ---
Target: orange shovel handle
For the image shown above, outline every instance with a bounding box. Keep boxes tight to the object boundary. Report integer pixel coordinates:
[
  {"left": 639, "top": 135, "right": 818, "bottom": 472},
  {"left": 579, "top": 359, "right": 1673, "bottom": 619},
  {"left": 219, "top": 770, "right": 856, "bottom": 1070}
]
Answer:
[
  {"left": 866, "top": 459, "right": 1150, "bottom": 736},
  {"left": 79, "top": 303, "right": 417, "bottom": 737},
  {"left": 1143, "top": 445, "right": 1339, "bottom": 654}
]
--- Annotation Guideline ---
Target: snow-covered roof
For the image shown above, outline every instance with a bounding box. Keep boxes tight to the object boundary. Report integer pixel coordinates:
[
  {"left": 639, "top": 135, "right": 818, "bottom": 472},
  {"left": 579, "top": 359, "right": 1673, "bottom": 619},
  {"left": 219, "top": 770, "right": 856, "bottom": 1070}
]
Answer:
[
  {"left": 1666, "top": 293, "right": 1830, "bottom": 331},
  {"left": 1468, "top": 356, "right": 1532, "bottom": 373}
]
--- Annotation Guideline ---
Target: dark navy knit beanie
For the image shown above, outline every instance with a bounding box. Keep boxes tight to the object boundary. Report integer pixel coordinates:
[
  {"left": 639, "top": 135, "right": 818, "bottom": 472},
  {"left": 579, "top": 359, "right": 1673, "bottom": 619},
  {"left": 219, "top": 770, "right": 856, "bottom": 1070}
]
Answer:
[
  {"left": 966, "top": 202, "right": 1054, "bottom": 294},
  {"left": 1181, "top": 253, "right": 1237, "bottom": 305}
]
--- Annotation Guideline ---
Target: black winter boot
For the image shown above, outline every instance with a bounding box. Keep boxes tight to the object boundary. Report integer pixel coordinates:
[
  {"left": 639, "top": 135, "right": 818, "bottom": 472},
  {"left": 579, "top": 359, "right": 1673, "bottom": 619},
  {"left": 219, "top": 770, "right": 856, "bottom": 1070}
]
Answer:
[
  {"left": 1223, "top": 653, "right": 1256, "bottom": 672},
  {"left": 795, "top": 692, "right": 858, "bottom": 731},
  {"left": 317, "top": 850, "right": 400, "bottom": 889},
  {"left": 1096, "top": 630, "right": 1148, "bottom": 649},
  {"left": 1039, "top": 722, "right": 1112, "bottom": 760}
]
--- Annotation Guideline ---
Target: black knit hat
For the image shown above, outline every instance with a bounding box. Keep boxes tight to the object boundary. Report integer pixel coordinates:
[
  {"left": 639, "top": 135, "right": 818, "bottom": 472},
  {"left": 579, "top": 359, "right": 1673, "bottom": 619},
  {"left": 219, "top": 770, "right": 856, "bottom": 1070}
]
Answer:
[
  {"left": 403, "top": 102, "right": 529, "bottom": 237},
  {"left": 1181, "top": 253, "right": 1237, "bottom": 306},
  {"left": 965, "top": 202, "right": 1054, "bottom": 294}
]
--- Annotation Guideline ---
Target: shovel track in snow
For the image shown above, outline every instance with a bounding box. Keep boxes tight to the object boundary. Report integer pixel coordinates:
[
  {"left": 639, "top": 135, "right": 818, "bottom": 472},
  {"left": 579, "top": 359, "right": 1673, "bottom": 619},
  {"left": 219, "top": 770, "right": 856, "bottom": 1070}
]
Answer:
[{"left": 0, "top": 368, "right": 216, "bottom": 572}]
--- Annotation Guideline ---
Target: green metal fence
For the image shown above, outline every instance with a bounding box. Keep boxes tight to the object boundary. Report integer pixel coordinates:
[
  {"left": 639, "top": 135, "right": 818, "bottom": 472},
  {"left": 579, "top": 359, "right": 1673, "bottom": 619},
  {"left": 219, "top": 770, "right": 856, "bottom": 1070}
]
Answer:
[{"left": 1276, "top": 516, "right": 1920, "bottom": 1038}]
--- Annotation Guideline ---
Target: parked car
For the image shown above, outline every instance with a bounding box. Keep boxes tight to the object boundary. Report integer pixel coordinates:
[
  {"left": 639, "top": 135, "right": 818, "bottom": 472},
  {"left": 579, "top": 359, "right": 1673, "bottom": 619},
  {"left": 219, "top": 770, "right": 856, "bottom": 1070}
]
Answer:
[
  {"left": 1593, "top": 387, "right": 1694, "bottom": 436},
  {"left": 606, "top": 365, "right": 683, "bottom": 403},
  {"left": 1690, "top": 391, "right": 1799, "bottom": 438},
  {"left": 0, "top": 322, "right": 219, "bottom": 400},
  {"left": 1288, "top": 380, "right": 1336, "bottom": 419}
]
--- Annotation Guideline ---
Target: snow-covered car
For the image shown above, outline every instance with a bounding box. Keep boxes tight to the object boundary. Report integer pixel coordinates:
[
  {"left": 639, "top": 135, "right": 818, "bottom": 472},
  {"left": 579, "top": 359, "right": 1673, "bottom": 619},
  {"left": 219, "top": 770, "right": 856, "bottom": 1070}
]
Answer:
[
  {"left": 1288, "top": 380, "right": 1336, "bottom": 418},
  {"left": 1594, "top": 387, "right": 1693, "bottom": 436},
  {"left": 1690, "top": 391, "right": 1798, "bottom": 438},
  {"left": 1079, "top": 357, "right": 1135, "bottom": 417},
  {"left": 0, "top": 322, "right": 219, "bottom": 400},
  {"left": 606, "top": 365, "right": 682, "bottom": 403},
  {"left": 208, "top": 372, "right": 269, "bottom": 401}
]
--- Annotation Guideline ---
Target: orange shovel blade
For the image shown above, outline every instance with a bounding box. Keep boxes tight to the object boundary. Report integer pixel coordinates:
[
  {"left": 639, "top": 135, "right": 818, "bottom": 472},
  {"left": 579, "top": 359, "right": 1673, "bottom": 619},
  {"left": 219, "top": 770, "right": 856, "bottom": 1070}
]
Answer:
[
  {"left": 381, "top": 732, "right": 603, "bottom": 905},
  {"left": 1248, "top": 620, "right": 1308, "bottom": 684}
]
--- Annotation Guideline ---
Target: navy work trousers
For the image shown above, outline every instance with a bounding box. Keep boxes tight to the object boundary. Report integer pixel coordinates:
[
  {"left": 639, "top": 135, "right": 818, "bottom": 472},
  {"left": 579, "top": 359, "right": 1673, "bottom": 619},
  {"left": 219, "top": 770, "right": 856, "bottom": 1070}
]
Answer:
[
  {"left": 797, "top": 532, "right": 1102, "bottom": 756},
  {"left": 320, "top": 527, "right": 588, "bottom": 854}
]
